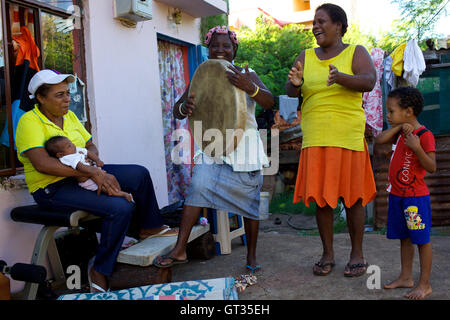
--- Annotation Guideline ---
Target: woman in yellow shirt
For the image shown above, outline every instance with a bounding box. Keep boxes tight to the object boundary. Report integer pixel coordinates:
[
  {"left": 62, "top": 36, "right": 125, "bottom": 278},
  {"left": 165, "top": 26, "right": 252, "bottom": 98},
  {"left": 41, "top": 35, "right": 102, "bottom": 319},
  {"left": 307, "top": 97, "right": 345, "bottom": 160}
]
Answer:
[
  {"left": 286, "top": 3, "right": 377, "bottom": 277},
  {"left": 16, "top": 70, "right": 177, "bottom": 293}
]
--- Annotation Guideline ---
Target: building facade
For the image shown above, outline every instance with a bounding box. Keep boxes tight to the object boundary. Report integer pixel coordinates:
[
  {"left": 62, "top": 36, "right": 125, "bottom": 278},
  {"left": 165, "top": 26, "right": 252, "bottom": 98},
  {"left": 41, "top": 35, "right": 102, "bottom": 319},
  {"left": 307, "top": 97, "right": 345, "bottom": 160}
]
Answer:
[{"left": 0, "top": 0, "right": 226, "bottom": 293}]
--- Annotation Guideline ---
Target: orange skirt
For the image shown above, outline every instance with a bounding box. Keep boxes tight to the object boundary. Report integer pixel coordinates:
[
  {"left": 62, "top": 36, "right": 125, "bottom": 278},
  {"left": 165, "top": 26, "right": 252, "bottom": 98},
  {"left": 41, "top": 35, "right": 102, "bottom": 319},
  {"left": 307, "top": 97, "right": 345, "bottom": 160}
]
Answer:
[{"left": 293, "top": 143, "right": 376, "bottom": 209}]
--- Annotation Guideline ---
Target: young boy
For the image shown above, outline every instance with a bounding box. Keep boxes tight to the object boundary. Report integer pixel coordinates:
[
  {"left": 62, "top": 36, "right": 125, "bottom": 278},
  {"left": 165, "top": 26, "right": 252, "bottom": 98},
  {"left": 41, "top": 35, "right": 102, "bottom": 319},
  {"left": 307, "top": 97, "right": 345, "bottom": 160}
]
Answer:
[
  {"left": 375, "top": 87, "right": 436, "bottom": 300},
  {"left": 45, "top": 135, "right": 133, "bottom": 202}
]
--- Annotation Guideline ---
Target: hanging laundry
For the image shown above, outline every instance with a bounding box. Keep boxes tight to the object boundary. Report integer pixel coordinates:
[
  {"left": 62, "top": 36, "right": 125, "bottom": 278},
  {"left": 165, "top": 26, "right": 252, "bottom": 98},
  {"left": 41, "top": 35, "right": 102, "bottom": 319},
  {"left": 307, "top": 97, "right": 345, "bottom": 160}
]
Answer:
[
  {"left": 363, "top": 48, "right": 385, "bottom": 137},
  {"left": 279, "top": 95, "right": 299, "bottom": 124},
  {"left": 12, "top": 25, "right": 41, "bottom": 109},
  {"left": 384, "top": 56, "right": 394, "bottom": 91},
  {"left": 390, "top": 43, "right": 407, "bottom": 77},
  {"left": 26, "top": 9, "right": 35, "bottom": 36},
  {"left": 10, "top": 4, "right": 20, "bottom": 36},
  {"left": 403, "top": 39, "right": 426, "bottom": 86},
  {"left": 0, "top": 25, "right": 40, "bottom": 149}
]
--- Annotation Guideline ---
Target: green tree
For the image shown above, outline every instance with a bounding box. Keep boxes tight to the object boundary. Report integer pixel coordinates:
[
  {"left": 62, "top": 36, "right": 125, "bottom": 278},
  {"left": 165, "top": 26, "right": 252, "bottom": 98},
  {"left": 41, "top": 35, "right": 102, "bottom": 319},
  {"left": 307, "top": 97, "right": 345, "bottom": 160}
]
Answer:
[
  {"left": 393, "top": 0, "right": 449, "bottom": 41},
  {"left": 41, "top": 14, "right": 74, "bottom": 74},
  {"left": 343, "top": 22, "right": 378, "bottom": 52},
  {"left": 377, "top": 0, "right": 449, "bottom": 52},
  {"left": 234, "top": 16, "right": 315, "bottom": 114},
  {"left": 200, "top": 0, "right": 229, "bottom": 43}
]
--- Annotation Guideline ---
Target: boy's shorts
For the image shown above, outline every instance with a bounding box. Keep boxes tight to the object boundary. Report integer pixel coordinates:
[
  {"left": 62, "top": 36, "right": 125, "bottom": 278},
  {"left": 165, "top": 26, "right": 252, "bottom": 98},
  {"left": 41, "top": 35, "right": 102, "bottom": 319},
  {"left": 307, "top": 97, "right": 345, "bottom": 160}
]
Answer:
[{"left": 387, "top": 194, "right": 431, "bottom": 245}]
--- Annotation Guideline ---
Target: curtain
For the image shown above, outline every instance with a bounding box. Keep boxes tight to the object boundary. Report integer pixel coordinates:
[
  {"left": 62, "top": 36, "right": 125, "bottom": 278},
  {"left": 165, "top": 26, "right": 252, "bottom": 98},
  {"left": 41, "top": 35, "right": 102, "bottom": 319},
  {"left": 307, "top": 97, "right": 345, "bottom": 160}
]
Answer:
[
  {"left": 363, "top": 48, "right": 385, "bottom": 137},
  {"left": 157, "top": 40, "right": 191, "bottom": 204},
  {"left": 0, "top": 6, "right": 39, "bottom": 149}
]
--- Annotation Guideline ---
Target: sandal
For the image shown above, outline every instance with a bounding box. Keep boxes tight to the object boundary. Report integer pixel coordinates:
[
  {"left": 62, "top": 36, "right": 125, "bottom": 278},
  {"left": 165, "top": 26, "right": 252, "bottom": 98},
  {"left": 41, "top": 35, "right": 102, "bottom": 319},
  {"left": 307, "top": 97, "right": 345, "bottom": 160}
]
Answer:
[
  {"left": 87, "top": 257, "right": 109, "bottom": 293},
  {"left": 246, "top": 265, "right": 261, "bottom": 274},
  {"left": 313, "top": 261, "right": 335, "bottom": 276},
  {"left": 344, "top": 261, "right": 368, "bottom": 277},
  {"left": 153, "top": 254, "right": 188, "bottom": 268},
  {"left": 140, "top": 226, "right": 178, "bottom": 241}
]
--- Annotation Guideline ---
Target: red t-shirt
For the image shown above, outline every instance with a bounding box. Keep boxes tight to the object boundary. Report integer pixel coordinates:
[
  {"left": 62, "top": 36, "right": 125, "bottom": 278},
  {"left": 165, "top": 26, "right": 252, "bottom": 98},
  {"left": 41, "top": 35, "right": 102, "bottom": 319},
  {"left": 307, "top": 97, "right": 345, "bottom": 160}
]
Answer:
[{"left": 388, "top": 125, "right": 435, "bottom": 197}]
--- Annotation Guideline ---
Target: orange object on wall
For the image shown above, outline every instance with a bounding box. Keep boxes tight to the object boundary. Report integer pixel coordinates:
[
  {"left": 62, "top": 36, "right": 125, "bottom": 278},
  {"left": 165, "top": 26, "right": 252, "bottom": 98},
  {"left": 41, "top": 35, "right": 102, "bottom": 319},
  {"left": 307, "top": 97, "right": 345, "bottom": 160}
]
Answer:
[
  {"left": 0, "top": 273, "right": 11, "bottom": 300},
  {"left": 13, "top": 26, "right": 40, "bottom": 71}
]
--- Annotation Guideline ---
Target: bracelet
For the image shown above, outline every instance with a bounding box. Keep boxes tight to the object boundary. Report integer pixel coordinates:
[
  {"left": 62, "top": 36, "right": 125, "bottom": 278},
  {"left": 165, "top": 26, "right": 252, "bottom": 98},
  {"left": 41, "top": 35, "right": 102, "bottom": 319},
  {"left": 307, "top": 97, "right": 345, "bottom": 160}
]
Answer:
[
  {"left": 250, "top": 84, "right": 260, "bottom": 98},
  {"left": 178, "top": 102, "right": 187, "bottom": 117},
  {"left": 292, "top": 77, "right": 304, "bottom": 88}
]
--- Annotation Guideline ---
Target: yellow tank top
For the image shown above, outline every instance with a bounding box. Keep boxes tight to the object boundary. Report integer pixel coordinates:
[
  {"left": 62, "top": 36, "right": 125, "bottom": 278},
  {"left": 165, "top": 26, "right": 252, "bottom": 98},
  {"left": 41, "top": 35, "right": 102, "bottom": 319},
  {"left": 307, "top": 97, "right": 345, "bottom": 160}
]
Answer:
[{"left": 301, "top": 45, "right": 365, "bottom": 151}]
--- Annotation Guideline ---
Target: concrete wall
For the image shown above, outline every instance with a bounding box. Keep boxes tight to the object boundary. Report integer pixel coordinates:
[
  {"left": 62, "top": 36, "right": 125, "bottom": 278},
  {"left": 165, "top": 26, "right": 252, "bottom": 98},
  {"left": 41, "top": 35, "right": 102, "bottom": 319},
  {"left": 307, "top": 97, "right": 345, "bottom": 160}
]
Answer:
[
  {"left": 83, "top": 0, "right": 200, "bottom": 205},
  {"left": 0, "top": 187, "right": 39, "bottom": 293}
]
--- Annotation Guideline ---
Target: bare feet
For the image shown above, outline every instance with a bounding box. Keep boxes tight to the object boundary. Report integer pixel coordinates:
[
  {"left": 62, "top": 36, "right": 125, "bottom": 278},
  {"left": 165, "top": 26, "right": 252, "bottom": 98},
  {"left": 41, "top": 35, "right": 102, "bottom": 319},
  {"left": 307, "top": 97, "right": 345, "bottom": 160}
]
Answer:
[
  {"left": 384, "top": 277, "right": 414, "bottom": 289},
  {"left": 405, "top": 283, "right": 432, "bottom": 300}
]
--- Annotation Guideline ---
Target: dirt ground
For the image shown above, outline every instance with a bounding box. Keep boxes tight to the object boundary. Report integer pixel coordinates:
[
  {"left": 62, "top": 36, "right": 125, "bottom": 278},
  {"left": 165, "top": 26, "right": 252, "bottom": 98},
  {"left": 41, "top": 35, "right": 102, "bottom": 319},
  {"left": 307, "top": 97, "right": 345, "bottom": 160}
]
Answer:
[{"left": 172, "top": 213, "right": 450, "bottom": 300}]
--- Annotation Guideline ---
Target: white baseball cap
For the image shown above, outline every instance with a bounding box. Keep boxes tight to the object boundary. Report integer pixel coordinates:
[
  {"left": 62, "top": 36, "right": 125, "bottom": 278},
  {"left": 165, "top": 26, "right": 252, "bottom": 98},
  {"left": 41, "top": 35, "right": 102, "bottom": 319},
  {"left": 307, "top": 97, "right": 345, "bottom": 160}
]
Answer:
[{"left": 28, "top": 69, "right": 76, "bottom": 99}]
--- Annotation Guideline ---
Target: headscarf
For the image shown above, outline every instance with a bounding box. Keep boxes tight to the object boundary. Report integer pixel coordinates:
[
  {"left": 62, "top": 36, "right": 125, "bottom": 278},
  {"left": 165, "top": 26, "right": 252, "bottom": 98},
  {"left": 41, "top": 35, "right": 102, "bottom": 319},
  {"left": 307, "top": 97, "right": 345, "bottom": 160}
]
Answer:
[{"left": 204, "top": 25, "right": 238, "bottom": 47}]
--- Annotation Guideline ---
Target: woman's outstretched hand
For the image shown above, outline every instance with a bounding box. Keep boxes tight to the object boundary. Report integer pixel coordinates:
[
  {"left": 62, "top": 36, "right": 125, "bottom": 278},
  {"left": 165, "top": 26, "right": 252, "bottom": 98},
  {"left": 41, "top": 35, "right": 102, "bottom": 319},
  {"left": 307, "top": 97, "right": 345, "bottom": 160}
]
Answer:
[{"left": 288, "top": 61, "right": 303, "bottom": 86}]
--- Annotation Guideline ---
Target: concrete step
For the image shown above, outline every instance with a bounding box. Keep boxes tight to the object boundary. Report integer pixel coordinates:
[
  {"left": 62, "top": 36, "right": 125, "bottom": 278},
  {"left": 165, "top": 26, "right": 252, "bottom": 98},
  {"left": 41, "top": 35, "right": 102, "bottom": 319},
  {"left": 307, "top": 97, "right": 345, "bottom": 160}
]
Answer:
[{"left": 117, "top": 224, "right": 210, "bottom": 266}]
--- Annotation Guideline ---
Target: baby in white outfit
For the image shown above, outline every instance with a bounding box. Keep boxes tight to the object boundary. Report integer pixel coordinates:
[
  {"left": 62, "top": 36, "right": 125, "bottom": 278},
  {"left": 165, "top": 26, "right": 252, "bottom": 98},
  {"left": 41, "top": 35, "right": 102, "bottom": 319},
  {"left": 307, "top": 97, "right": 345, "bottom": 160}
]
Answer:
[{"left": 45, "top": 136, "right": 133, "bottom": 202}]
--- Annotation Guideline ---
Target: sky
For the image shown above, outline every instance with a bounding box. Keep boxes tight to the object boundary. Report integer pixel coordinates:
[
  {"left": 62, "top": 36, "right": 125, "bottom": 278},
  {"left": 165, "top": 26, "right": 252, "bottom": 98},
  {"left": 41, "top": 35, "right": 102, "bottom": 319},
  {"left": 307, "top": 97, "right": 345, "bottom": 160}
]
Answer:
[
  {"left": 228, "top": 0, "right": 450, "bottom": 37},
  {"left": 353, "top": 0, "right": 449, "bottom": 37}
]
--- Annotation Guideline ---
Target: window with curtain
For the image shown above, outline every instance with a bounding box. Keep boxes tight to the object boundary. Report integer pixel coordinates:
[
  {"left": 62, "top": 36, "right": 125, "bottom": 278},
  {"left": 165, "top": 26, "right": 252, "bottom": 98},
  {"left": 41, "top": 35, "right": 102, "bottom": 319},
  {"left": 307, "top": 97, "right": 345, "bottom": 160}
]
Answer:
[
  {"left": 0, "top": 0, "right": 87, "bottom": 176},
  {"left": 157, "top": 39, "right": 192, "bottom": 204}
]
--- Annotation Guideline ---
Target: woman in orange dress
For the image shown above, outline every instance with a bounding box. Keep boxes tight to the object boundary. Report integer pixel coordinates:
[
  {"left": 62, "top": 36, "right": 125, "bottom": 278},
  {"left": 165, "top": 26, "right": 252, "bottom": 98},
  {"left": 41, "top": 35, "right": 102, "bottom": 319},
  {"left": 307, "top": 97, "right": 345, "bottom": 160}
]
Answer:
[{"left": 286, "top": 3, "right": 377, "bottom": 277}]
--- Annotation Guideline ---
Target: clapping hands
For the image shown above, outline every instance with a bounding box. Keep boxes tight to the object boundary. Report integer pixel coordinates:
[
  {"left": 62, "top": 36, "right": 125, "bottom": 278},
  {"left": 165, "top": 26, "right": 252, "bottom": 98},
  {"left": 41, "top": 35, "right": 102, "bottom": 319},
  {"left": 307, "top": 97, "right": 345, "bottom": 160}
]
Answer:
[
  {"left": 288, "top": 61, "right": 303, "bottom": 87},
  {"left": 327, "top": 64, "right": 339, "bottom": 86},
  {"left": 227, "top": 64, "right": 255, "bottom": 94}
]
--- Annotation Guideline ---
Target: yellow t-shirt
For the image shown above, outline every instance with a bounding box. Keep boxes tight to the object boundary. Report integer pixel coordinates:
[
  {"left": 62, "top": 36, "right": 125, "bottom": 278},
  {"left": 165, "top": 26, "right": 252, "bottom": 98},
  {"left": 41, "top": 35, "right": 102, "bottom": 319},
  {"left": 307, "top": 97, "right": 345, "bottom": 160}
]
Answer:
[
  {"left": 15, "top": 105, "right": 92, "bottom": 193},
  {"left": 301, "top": 45, "right": 365, "bottom": 151},
  {"left": 390, "top": 43, "right": 406, "bottom": 77}
]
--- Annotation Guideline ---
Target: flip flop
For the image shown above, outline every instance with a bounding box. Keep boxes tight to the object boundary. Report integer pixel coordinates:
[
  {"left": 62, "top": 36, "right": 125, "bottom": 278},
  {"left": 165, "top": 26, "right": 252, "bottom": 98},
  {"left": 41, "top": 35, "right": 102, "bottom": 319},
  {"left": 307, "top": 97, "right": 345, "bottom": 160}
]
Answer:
[
  {"left": 87, "top": 257, "right": 109, "bottom": 293},
  {"left": 246, "top": 265, "right": 261, "bottom": 274},
  {"left": 140, "top": 226, "right": 178, "bottom": 240},
  {"left": 313, "top": 261, "right": 335, "bottom": 276},
  {"left": 90, "top": 282, "right": 107, "bottom": 293},
  {"left": 344, "top": 262, "right": 368, "bottom": 277},
  {"left": 153, "top": 254, "right": 188, "bottom": 268}
]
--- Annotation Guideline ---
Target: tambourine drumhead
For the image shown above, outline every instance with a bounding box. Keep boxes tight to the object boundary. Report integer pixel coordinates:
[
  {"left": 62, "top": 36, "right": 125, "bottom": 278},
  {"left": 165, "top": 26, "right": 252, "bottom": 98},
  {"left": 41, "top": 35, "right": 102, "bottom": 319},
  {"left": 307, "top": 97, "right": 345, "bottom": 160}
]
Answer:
[{"left": 188, "top": 59, "right": 247, "bottom": 158}]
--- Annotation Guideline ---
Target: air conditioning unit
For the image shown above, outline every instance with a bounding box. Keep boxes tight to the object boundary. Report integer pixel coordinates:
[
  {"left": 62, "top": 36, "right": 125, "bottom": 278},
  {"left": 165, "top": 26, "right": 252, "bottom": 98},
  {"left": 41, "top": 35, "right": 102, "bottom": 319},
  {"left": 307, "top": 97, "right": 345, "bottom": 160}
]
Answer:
[{"left": 114, "top": 0, "right": 153, "bottom": 22}]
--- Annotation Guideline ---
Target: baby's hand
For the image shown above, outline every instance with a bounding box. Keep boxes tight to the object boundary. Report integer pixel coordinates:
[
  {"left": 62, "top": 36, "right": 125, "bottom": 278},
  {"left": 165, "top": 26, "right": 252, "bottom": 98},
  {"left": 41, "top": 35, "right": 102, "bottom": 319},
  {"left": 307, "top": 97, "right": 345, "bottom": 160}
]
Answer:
[
  {"left": 96, "top": 160, "right": 105, "bottom": 167},
  {"left": 401, "top": 123, "right": 414, "bottom": 136}
]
